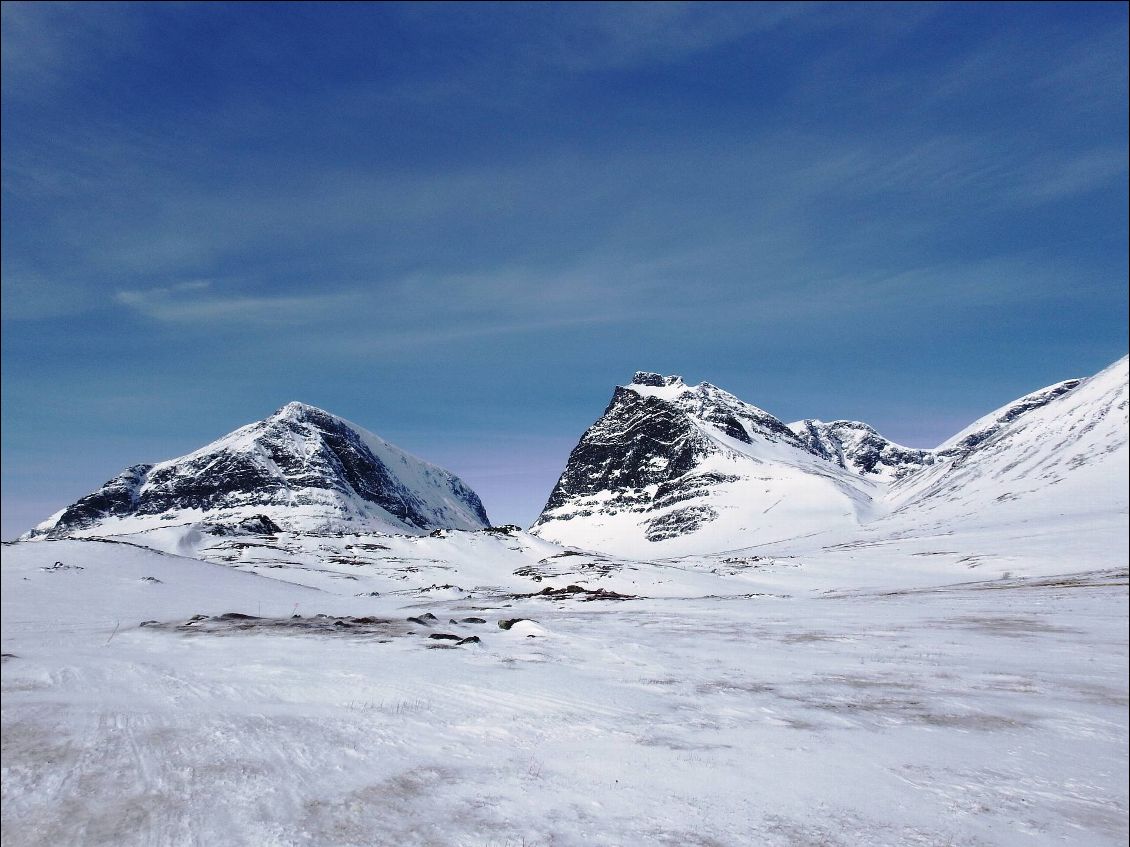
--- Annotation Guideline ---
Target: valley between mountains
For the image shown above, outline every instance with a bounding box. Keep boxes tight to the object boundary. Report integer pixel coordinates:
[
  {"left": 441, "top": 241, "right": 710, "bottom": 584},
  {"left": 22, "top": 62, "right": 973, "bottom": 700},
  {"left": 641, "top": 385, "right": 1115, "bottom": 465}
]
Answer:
[{"left": 3, "top": 356, "right": 1127, "bottom": 846}]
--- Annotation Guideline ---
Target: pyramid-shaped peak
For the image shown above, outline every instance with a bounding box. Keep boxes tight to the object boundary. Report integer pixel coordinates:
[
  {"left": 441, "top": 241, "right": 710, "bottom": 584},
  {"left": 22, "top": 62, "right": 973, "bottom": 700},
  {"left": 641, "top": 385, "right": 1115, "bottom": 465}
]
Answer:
[{"left": 27, "top": 400, "right": 490, "bottom": 539}]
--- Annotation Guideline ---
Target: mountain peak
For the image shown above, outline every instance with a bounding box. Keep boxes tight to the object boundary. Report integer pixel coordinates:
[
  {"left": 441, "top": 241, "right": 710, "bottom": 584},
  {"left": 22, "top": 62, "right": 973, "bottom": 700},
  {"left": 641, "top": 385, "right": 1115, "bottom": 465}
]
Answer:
[
  {"left": 275, "top": 400, "right": 321, "bottom": 416},
  {"left": 27, "top": 403, "right": 490, "bottom": 539}
]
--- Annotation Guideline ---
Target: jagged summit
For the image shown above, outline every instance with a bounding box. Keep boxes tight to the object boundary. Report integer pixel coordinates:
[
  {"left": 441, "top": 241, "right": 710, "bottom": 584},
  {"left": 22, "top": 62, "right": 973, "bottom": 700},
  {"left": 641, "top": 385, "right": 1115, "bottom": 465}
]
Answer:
[
  {"left": 788, "top": 419, "right": 934, "bottom": 482},
  {"left": 27, "top": 402, "right": 490, "bottom": 540},
  {"left": 623, "top": 373, "right": 805, "bottom": 446}
]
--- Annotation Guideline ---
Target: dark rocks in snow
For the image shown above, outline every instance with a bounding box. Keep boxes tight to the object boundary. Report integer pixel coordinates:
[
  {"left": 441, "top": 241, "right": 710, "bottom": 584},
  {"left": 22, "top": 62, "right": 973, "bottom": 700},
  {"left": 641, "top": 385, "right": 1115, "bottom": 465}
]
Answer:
[
  {"left": 426, "top": 633, "right": 482, "bottom": 648},
  {"left": 482, "top": 525, "right": 522, "bottom": 536},
  {"left": 158, "top": 612, "right": 406, "bottom": 639},
  {"left": 515, "top": 584, "right": 638, "bottom": 601},
  {"left": 41, "top": 561, "right": 84, "bottom": 572},
  {"left": 498, "top": 618, "right": 533, "bottom": 630},
  {"left": 407, "top": 613, "right": 438, "bottom": 626},
  {"left": 237, "top": 514, "right": 282, "bottom": 535},
  {"left": 632, "top": 371, "right": 672, "bottom": 387},
  {"left": 644, "top": 505, "right": 718, "bottom": 542},
  {"left": 935, "top": 379, "right": 1083, "bottom": 458}
]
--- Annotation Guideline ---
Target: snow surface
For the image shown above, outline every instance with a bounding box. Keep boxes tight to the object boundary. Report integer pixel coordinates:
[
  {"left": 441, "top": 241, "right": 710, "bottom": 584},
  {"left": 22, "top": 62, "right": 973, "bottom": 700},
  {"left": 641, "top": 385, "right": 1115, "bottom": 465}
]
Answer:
[{"left": 3, "top": 524, "right": 1126, "bottom": 846}]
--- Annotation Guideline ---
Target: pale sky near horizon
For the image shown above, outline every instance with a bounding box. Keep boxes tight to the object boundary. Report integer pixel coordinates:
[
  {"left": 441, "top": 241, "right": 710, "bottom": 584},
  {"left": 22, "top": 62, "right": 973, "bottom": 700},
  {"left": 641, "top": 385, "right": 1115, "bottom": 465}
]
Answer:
[{"left": 2, "top": 2, "right": 1127, "bottom": 539}]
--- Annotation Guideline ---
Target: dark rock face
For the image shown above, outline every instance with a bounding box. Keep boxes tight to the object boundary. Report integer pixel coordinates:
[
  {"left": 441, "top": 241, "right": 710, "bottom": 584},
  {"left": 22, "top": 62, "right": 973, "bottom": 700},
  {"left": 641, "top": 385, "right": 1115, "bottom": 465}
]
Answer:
[
  {"left": 35, "top": 402, "right": 489, "bottom": 537},
  {"left": 236, "top": 515, "right": 282, "bottom": 535},
  {"left": 52, "top": 464, "right": 153, "bottom": 532},
  {"left": 533, "top": 376, "right": 813, "bottom": 535},
  {"left": 644, "top": 505, "right": 719, "bottom": 542},
  {"left": 538, "top": 387, "right": 713, "bottom": 518}
]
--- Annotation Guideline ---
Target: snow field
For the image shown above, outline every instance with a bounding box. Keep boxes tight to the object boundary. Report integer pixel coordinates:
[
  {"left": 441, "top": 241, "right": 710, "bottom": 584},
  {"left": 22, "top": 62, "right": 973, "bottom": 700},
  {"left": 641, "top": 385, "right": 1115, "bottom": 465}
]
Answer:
[{"left": 3, "top": 537, "right": 1126, "bottom": 846}]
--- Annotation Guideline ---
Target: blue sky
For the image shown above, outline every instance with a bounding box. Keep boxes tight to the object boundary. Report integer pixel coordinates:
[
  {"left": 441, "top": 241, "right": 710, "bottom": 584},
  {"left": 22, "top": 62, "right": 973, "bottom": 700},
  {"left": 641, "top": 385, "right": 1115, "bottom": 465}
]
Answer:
[{"left": 2, "top": 2, "right": 1127, "bottom": 538}]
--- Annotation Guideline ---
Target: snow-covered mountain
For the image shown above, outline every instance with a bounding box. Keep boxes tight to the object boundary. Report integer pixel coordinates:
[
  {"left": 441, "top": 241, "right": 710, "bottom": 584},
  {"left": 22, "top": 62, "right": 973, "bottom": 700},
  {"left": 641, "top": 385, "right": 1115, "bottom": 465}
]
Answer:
[
  {"left": 530, "top": 372, "right": 885, "bottom": 556},
  {"left": 878, "top": 357, "right": 1126, "bottom": 533},
  {"left": 531, "top": 359, "right": 1125, "bottom": 556},
  {"left": 26, "top": 401, "right": 490, "bottom": 539}
]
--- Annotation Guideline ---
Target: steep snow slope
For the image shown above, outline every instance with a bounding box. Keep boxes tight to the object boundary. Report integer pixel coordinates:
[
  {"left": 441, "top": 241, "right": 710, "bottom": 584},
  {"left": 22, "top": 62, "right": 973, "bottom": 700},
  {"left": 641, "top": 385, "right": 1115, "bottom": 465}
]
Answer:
[
  {"left": 934, "top": 378, "right": 1083, "bottom": 457},
  {"left": 27, "top": 402, "right": 489, "bottom": 539},
  {"left": 878, "top": 356, "right": 1127, "bottom": 534},
  {"left": 531, "top": 372, "right": 883, "bottom": 557}
]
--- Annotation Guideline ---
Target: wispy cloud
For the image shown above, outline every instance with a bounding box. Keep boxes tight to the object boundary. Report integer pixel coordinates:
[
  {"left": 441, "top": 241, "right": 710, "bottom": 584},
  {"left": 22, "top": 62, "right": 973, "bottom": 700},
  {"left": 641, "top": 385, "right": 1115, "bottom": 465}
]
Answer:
[
  {"left": 1016, "top": 148, "right": 1129, "bottom": 204},
  {"left": 0, "top": 2, "right": 151, "bottom": 100},
  {"left": 114, "top": 281, "right": 361, "bottom": 325}
]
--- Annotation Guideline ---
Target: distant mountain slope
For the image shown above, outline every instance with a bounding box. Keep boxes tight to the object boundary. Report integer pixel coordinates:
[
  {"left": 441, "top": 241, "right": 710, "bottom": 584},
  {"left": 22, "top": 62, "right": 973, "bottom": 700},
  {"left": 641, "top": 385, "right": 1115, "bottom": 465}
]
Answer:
[
  {"left": 26, "top": 402, "right": 489, "bottom": 539},
  {"left": 934, "top": 378, "right": 1083, "bottom": 457},
  {"left": 879, "top": 356, "right": 1127, "bottom": 533}
]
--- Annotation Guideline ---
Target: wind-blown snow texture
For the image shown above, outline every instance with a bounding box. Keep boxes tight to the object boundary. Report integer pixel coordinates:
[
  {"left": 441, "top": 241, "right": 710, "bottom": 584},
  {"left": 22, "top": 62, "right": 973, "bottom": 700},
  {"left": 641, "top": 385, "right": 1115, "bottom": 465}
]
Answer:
[
  {"left": 26, "top": 401, "right": 490, "bottom": 539},
  {"left": 531, "top": 359, "right": 1127, "bottom": 557}
]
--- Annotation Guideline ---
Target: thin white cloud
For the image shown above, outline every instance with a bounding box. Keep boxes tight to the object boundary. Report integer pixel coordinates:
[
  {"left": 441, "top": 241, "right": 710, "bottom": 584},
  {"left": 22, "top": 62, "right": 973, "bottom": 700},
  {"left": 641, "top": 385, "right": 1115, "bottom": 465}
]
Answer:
[
  {"left": 114, "top": 281, "right": 361, "bottom": 325},
  {"left": 1017, "top": 148, "right": 1129, "bottom": 203},
  {"left": 0, "top": 2, "right": 150, "bottom": 100}
]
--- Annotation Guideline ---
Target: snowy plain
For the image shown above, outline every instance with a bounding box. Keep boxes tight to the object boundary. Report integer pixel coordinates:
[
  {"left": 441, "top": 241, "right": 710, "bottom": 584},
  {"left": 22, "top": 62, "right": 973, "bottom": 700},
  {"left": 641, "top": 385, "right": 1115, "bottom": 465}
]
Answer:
[{"left": 2, "top": 517, "right": 1127, "bottom": 847}]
